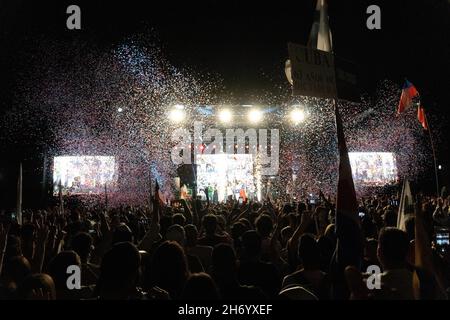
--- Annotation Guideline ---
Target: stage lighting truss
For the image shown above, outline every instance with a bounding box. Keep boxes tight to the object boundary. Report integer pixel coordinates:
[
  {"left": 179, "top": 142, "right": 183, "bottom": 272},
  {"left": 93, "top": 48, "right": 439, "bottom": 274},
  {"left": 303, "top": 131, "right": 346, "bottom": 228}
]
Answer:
[{"left": 168, "top": 104, "right": 310, "bottom": 126}]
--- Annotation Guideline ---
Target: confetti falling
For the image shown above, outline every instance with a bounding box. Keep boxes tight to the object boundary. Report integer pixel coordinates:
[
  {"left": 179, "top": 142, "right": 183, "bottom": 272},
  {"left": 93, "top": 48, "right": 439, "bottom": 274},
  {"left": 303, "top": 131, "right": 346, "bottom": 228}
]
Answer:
[{"left": 1, "top": 32, "right": 441, "bottom": 205}]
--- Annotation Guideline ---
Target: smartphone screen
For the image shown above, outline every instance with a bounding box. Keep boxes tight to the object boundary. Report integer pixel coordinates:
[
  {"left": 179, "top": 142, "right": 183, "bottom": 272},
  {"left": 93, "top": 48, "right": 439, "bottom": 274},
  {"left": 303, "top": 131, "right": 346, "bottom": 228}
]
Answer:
[
  {"left": 436, "top": 232, "right": 450, "bottom": 246},
  {"left": 435, "top": 228, "right": 449, "bottom": 254}
]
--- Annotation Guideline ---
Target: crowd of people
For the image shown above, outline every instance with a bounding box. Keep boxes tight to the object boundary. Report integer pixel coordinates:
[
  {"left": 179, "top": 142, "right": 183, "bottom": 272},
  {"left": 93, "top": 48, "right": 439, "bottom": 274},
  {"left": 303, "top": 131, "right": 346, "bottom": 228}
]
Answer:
[{"left": 0, "top": 185, "right": 449, "bottom": 300}]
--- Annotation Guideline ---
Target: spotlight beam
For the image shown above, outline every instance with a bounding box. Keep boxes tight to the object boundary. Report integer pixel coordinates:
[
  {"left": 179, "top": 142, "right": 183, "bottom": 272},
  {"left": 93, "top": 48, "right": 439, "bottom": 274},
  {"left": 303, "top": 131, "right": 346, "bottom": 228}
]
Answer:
[
  {"left": 290, "top": 109, "right": 305, "bottom": 124},
  {"left": 248, "top": 109, "right": 263, "bottom": 124},
  {"left": 169, "top": 108, "right": 185, "bottom": 123},
  {"left": 218, "top": 109, "right": 232, "bottom": 123}
]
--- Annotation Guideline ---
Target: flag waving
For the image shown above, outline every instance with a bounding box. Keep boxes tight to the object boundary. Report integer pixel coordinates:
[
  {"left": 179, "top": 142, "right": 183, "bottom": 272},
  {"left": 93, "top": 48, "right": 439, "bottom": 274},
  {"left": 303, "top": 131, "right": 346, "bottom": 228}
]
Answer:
[
  {"left": 417, "top": 105, "right": 428, "bottom": 130},
  {"left": 308, "top": 0, "right": 333, "bottom": 53},
  {"left": 284, "top": 0, "right": 332, "bottom": 85},
  {"left": 397, "top": 179, "right": 414, "bottom": 231},
  {"left": 332, "top": 103, "right": 363, "bottom": 299},
  {"left": 397, "top": 80, "right": 419, "bottom": 114},
  {"left": 335, "top": 104, "right": 361, "bottom": 242},
  {"left": 397, "top": 82, "right": 438, "bottom": 195}
]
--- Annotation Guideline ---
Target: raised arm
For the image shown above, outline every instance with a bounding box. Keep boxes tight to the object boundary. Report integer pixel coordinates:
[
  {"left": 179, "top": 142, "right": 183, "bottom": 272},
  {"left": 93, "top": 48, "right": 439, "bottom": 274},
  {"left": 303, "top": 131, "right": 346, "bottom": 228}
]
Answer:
[
  {"left": 319, "top": 190, "right": 332, "bottom": 209},
  {"left": 269, "top": 209, "right": 282, "bottom": 263},
  {"left": 414, "top": 196, "right": 447, "bottom": 299},
  {"left": 231, "top": 201, "right": 251, "bottom": 224},
  {"left": 287, "top": 209, "right": 315, "bottom": 268},
  {"left": 181, "top": 199, "right": 195, "bottom": 226},
  {"left": 432, "top": 198, "right": 449, "bottom": 225},
  {"left": 90, "top": 210, "right": 114, "bottom": 264},
  {"left": 32, "top": 220, "right": 49, "bottom": 273},
  {"left": 138, "top": 187, "right": 162, "bottom": 251}
]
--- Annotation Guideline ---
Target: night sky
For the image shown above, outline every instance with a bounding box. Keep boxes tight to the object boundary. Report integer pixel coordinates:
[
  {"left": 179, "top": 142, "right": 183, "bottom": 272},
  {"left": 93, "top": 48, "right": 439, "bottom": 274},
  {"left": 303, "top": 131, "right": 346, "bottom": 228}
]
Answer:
[
  {"left": 0, "top": 0, "right": 449, "bottom": 207},
  {"left": 1, "top": 0, "right": 449, "bottom": 98}
]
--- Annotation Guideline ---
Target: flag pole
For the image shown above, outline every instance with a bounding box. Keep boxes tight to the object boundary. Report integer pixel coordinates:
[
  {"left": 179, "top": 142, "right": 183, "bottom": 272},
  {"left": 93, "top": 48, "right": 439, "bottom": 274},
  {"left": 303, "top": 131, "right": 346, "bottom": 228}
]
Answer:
[
  {"left": 16, "top": 163, "right": 23, "bottom": 225},
  {"left": 425, "top": 112, "right": 440, "bottom": 196}
]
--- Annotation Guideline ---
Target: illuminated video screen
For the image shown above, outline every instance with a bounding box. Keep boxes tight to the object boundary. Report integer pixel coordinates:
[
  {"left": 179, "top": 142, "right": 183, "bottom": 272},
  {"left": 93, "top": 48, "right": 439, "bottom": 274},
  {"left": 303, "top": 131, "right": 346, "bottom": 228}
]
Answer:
[
  {"left": 53, "top": 156, "right": 118, "bottom": 195},
  {"left": 349, "top": 152, "right": 398, "bottom": 186},
  {"left": 196, "top": 154, "right": 257, "bottom": 202}
]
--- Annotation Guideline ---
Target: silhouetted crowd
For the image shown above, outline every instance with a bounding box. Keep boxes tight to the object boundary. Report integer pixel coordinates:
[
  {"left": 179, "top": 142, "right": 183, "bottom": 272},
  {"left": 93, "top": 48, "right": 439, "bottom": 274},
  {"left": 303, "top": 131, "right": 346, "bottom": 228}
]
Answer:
[{"left": 1, "top": 190, "right": 449, "bottom": 300}]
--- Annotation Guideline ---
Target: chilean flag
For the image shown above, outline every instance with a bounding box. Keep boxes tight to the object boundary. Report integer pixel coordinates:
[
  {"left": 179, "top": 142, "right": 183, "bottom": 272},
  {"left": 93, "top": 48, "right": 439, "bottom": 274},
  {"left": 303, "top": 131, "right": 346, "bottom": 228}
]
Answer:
[
  {"left": 417, "top": 105, "right": 428, "bottom": 130},
  {"left": 397, "top": 80, "right": 419, "bottom": 114}
]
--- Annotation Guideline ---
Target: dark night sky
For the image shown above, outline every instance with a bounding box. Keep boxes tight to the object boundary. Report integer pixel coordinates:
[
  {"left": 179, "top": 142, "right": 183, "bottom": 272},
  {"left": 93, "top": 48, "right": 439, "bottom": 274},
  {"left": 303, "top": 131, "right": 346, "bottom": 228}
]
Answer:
[
  {"left": 1, "top": 0, "right": 449, "bottom": 99},
  {"left": 0, "top": 0, "right": 449, "bottom": 206}
]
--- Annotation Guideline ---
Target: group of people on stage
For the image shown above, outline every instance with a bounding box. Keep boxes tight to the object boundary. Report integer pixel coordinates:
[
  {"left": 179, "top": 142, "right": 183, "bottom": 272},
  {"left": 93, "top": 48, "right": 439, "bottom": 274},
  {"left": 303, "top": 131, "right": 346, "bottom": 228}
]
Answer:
[
  {"left": 350, "top": 155, "right": 398, "bottom": 186},
  {"left": 194, "top": 154, "right": 256, "bottom": 203},
  {"left": 181, "top": 183, "right": 249, "bottom": 204}
]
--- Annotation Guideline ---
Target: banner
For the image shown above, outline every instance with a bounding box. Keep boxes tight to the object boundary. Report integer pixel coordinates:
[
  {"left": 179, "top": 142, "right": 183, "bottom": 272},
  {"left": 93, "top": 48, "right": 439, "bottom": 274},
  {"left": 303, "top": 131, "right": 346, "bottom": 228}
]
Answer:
[
  {"left": 288, "top": 43, "right": 360, "bottom": 102},
  {"left": 397, "top": 179, "right": 414, "bottom": 231},
  {"left": 288, "top": 43, "right": 337, "bottom": 99}
]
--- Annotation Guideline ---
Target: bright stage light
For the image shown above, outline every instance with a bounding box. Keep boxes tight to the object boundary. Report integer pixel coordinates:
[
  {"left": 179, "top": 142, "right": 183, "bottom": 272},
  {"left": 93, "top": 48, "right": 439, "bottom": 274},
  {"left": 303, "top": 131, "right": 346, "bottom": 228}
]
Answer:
[
  {"left": 169, "top": 108, "right": 185, "bottom": 123},
  {"left": 218, "top": 109, "right": 232, "bottom": 123},
  {"left": 117, "top": 107, "right": 123, "bottom": 113},
  {"left": 290, "top": 109, "right": 305, "bottom": 124},
  {"left": 248, "top": 109, "right": 263, "bottom": 123}
]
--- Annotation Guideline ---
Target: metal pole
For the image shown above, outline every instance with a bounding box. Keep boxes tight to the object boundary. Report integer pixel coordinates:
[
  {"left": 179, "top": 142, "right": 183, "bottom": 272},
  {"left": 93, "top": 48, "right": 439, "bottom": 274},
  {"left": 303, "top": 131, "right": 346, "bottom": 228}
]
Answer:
[{"left": 426, "top": 115, "right": 440, "bottom": 196}]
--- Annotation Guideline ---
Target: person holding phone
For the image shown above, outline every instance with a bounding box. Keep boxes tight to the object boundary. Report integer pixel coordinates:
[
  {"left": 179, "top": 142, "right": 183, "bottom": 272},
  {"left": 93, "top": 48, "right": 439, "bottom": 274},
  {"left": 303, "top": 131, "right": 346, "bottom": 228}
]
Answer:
[
  {"left": 435, "top": 227, "right": 450, "bottom": 255},
  {"left": 433, "top": 198, "right": 450, "bottom": 227}
]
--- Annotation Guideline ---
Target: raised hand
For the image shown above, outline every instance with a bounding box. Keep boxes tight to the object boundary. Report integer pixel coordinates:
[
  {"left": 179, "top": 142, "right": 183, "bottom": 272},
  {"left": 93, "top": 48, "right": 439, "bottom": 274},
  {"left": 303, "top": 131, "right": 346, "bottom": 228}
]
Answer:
[
  {"left": 437, "top": 197, "right": 444, "bottom": 209},
  {"left": 35, "top": 221, "right": 50, "bottom": 244},
  {"left": 56, "top": 225, "right": 66, "bottom": 242}
]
